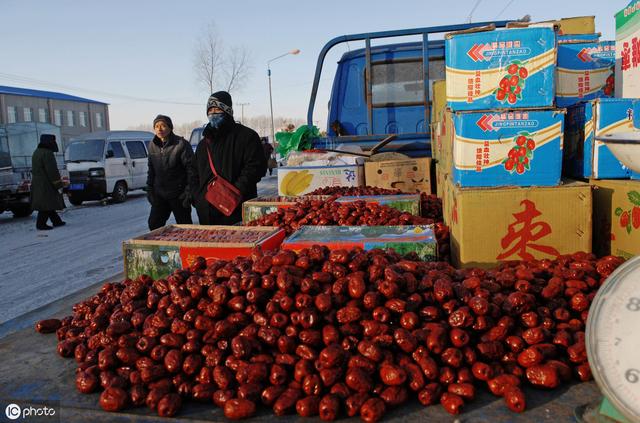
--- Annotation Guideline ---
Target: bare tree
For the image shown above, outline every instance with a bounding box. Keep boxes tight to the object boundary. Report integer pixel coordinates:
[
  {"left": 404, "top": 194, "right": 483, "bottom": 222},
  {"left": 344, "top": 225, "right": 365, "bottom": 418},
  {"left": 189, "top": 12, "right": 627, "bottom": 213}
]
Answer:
[{"left": 194, "top": 23, "right": 252, "bottom": 95}]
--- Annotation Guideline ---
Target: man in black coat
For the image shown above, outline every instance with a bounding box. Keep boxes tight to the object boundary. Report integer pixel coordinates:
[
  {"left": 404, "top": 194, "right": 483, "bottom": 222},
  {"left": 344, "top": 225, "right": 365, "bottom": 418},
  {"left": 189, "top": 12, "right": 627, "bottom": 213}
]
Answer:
[
  {"left": 146, "top": 114, "right": 195, "bottom": 230},
  {"left": 191, "top": 91, "right": 267, "bottom": 225},
  {"left": 31, "top": 134, "right": 65, "bottom": 230}
]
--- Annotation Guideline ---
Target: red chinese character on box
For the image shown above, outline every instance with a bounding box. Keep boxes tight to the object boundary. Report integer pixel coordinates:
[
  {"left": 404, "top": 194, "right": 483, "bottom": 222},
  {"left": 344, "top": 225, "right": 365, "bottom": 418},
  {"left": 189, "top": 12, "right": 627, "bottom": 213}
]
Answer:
[
  {"left": 522, "top": 112, "right": 528, "bottom": 119},
  {"left": 496, "top": 200, "right": 561, "bottom": 261},
  {"left": 633, "top": 37, "right": 640, "bottom": 68},
  {"left": 483, "top": 140, "right": 489, "bottom": 147},
  {"left": 475, "top": 70, "right": 481, "bottom": 77},
  {"left": 515, "top": 112, "right": 521, "bottom": 119},
  {"left": 622, "top": 41, "right": 631, "bottom": 71},
  {"left": 501, "top": 113, "right": 507, "bottom": 120},
  {"left": 506, "top": 41, "right": 513, "bottom": 48},
  {"left": 475, "top": 89, "right": 480, "bottom": 95},
  {"left": 514, "top": 40, "right": 521, "bottom": 48},
  {"left": 499, "top": 41, "right": 505, "bottom": 48},
  {"left": 492, "top": 42, "right": 498, "bottom": 49},
  {"left": 483, "top": 152, "right": 489, "bottom": 160}
]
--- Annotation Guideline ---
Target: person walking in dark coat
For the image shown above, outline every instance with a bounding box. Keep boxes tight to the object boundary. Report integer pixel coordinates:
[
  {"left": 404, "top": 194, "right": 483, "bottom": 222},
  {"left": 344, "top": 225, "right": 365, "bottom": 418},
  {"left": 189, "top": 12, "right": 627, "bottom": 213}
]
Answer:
[
  {"left": 146, "top": 114, "right": 195, "bottom": 230},
  {"left": 262, "top": 138, "right": 275, "bottom": 176},
  {"left": 191, "top": 91, "right": 267, "bottom": 225},
  {"left": 31, "top": 134, "right": 65, "bottom": 230}
]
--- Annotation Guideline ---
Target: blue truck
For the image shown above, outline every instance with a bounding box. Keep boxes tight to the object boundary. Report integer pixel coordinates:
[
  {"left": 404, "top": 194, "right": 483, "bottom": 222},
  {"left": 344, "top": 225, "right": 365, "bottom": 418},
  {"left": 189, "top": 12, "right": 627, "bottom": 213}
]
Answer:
[{"left": 308, "top": 20, "right": 518, "bottom": 157}]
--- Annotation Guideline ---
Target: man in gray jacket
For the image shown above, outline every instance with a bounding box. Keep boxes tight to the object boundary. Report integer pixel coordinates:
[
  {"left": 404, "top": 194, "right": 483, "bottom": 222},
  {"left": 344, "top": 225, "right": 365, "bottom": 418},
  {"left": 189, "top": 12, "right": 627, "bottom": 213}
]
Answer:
[{"left": 146, "top": 114, "right": 195, "bottom": 230}]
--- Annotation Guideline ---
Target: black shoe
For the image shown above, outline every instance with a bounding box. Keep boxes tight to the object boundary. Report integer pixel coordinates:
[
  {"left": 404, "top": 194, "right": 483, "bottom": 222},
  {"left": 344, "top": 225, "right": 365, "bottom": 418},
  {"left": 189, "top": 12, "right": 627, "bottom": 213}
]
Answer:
[
  {"left": 37, "top": 225, "right": 53, "bottom": 230},
  {"left": 53, "top": 221, "right": 66, "bottom": 227}
]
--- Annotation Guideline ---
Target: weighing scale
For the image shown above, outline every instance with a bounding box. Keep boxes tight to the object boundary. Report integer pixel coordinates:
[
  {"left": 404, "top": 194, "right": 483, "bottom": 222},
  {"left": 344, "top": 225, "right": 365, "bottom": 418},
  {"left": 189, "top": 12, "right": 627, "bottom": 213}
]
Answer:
[{"left": 576, "top": 256, "right": 640, "bottom": 423}]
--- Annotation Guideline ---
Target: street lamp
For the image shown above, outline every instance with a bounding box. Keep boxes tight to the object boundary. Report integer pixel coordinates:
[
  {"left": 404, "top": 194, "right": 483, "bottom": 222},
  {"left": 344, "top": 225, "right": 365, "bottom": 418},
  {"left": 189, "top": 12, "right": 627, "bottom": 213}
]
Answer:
[{"left": 268, "top": 48, "right": 300, "bottom": 149}]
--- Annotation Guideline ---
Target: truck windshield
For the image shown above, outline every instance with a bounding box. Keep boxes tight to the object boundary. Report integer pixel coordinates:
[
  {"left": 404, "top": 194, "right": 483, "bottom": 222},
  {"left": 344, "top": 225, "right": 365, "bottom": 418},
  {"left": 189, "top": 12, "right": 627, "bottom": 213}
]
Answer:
[{"left": 66, "top": 139, "right": 104, "bottom": 162}]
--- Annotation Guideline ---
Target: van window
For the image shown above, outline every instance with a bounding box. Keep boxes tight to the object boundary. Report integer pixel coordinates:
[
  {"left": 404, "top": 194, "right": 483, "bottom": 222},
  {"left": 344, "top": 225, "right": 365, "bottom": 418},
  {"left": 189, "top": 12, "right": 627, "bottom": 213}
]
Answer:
[
  {"left": 125, "top": 141, "right": 147, "bottom": 159},
  {"left": 108, "top": 141, "right": 125, "bottom": 159},
  {"left": 372, "top": 60, "right": 424, "bottom": 105},
  {"left": 0, "top": 135, "right": 10, "bottom": 168},
  {"left": 66, "top": 139, "right": 105, "bottom": 162}
]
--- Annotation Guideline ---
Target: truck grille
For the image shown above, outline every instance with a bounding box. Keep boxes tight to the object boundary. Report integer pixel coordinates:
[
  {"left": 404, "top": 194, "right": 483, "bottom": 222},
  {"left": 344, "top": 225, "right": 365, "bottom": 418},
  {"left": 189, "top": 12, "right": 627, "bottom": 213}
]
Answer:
[{"left": 69, "top": 171, "right": 89, "bottom": 183}]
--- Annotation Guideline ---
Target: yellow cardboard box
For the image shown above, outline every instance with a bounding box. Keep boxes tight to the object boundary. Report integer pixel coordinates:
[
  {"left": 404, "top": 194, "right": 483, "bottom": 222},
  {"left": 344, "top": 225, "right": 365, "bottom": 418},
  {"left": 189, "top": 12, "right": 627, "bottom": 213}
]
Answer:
[
  {"left": 592, "top": 179, "right": 640, "bottom": 259},
  {"left": 523, "top": 16, "right": 596, "bottom": 35},
  {"left": 431, "top": 80, "right": 446, "bottom": 126},
  {"left": 364, "top": 158, "right": 432, "bottom": 194},
  {"left": 446, "top": 180, "right": 592, "bottom": 268}
]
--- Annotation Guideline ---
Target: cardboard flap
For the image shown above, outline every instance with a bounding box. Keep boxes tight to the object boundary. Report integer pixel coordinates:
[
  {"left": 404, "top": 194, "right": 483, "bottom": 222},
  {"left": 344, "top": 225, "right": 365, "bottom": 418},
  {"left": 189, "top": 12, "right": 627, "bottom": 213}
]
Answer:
[{"left": 445, "top": 24, "right": 495, "bottom": 40}]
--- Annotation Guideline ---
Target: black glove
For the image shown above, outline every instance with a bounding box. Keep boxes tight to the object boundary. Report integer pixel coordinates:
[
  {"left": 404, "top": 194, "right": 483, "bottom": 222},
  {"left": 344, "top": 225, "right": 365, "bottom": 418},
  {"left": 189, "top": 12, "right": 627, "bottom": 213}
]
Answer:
[{"left": 179, "top": 191, "right": 192, "bottom": 209}]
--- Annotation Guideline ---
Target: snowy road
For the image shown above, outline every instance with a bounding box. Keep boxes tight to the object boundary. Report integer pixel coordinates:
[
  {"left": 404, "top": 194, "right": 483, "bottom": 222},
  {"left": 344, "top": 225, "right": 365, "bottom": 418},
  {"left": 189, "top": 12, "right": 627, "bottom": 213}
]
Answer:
[{"left": 0, "top": 174, "right": 278, "bottom": 325}]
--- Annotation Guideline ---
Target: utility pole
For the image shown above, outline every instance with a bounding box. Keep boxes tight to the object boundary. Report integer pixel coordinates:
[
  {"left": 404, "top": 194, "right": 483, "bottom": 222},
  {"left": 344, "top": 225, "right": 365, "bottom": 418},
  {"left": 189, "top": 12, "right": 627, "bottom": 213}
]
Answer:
[{"left": 236, "top": 102, "right": 250, "bottom": 124}]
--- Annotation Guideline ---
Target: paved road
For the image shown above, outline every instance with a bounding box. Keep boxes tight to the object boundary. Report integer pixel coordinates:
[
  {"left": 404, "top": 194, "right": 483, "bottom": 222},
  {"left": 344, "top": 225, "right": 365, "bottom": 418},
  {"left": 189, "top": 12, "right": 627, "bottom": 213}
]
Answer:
[{"left": 0, "top": 174, "right": 278, "bottom": 325}]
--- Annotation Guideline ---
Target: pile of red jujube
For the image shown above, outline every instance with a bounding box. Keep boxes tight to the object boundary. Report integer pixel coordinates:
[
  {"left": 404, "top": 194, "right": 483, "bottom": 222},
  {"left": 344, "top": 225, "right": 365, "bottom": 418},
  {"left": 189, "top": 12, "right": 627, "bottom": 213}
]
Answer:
[
  {"left": 306, "top": 186, "right": 404, "bottom": 196},
  {"left": 144, "top": 227, "right": 269, "bottom": 244},
  {"left": 36, "top": 247, "right": 624, "bottom": 420},
  {"left": 246, "top": 199, "right": 435, "bottom": 236}
]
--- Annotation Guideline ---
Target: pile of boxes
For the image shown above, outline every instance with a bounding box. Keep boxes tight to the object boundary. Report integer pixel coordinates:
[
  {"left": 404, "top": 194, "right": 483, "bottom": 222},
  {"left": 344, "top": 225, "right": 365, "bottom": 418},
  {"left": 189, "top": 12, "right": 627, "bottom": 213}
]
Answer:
[{"left": 432, "top": 12, "right": 640, "bottom": 266}]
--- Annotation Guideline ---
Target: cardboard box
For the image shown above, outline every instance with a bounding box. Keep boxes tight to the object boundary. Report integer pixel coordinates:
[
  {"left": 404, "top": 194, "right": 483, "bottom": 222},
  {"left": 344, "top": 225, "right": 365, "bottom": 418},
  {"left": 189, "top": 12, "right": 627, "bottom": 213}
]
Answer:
[
  {"left": 282, "top": 225, "right": 437, "bottom": 261},
  {"left": 616, "top": 1, "right": 640, "bottom": 98},
  {"left": 431, "top": 80, "right": 447, "bottom": 126},
  {"left": 242, "top": 194, "right": 421, "bottom": 223},
  {"left": 564, "top": 98, "right": 634, "bottom": 179},
  {"left": 242, "top": 195, "right": 330, "bottom": 224},
  {"left": 364, "top": 158, "right": 432, "bottom": 194},
  {"left": 335, "top": 194, "right": 421, "bottom": 215},
  {"left": 442, "top": 109, "right": 564, "bottom": 187},
  {"left": 446, "top": 180, "right": 592, "bottom": 268},
  {"left": 556, "top": 41, "right": 616, "bottom": 107},
  {"left": 278, "top": 162, "right": 364, "bottom": 196},
  {"left": 435, "top": 162, "right": 446, "bottom": 199},
  {"left": 123, "top": 225, "right": 285, "bottom": 279},
  {"left": 592, "top": 179, "right": 640, "bottom": 259},
  {"left": 445, "top": 27, "right": 556, "bottom": 111},
  {"left": 530, "top": 16, "right": 596, "bottom": 35}
]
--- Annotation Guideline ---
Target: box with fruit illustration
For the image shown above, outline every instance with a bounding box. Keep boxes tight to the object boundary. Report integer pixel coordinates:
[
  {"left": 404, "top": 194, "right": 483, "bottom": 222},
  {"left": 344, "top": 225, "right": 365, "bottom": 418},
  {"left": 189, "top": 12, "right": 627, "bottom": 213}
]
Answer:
[
  {"left": 444, "top": 179, "right": 592, "bottom": 268},
  {"left": 564, "top": 98, "right": 634, "bottom": 179},
  {"left": 445, "top": 26, "right": 556, "bottom": 111},
  {"left": 442, "top": 108, "right": 564, "bottom": 187},
  {"left": 592, "top": 179, "right": 640, "bottom": 259},
  {"left": 616, "top": 1, "right": 640, "bottom": 98},
  {"left": 242, "top": 195, "right": 330, "bottom": 224},
  {"left": 335, "top": 194, "right": 421, "bottom": 215},
  {"left": 556, "top": 40, "right": 615, "bottom": 107},
  {"left": 277, "top": 163, "right": 364, "bottom": 196},
  {"left": 282, "top": 225, "right": 437, "bottom": 261},
  {"left": 123, "top": 225, "right": 286, "bottom": 279}
]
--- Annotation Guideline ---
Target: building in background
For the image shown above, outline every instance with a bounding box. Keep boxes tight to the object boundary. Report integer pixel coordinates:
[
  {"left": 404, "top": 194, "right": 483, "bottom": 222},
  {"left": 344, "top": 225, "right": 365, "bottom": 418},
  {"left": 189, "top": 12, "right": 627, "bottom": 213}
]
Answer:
[{"left": 0, "top": 86, "right": 109, "bottom": 148}]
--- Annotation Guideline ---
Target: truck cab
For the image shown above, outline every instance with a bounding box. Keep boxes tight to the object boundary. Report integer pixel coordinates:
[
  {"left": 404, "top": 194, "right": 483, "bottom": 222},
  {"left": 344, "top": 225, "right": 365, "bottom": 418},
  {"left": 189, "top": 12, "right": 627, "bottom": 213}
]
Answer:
[
  {"left": 65, "top": 131, "right": 153, "bottom": 205},
  {"left": 308, "top": 20, "right": 515, "bottom": 157}
]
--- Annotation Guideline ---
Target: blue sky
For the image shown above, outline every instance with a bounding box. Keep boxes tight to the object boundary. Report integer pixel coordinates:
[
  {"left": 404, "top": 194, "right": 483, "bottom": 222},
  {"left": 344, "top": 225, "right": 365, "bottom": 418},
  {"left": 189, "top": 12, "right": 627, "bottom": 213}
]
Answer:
[{"left": 0, "top": 0, "right": 623, "bottom": 133}]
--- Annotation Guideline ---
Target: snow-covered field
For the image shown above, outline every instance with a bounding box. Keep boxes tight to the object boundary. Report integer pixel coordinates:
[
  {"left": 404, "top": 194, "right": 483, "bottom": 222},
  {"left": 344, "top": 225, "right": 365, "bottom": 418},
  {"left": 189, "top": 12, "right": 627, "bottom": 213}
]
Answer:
[{"left": 0, "top": 174, "right": 278, "bottom": 324}]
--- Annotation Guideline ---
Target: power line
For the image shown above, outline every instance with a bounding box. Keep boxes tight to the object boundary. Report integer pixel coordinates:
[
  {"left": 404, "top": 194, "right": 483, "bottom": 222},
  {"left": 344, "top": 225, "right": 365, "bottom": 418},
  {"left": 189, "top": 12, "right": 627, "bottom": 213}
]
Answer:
[
  {"left": 0, "top": 72, "right": 201, "bottom": 106},
  {"left": 496, "top": 0, "right": 516, "bottom": 19},
  {"left": 467, "top": 0, "right": 483, "bottom": 23}
]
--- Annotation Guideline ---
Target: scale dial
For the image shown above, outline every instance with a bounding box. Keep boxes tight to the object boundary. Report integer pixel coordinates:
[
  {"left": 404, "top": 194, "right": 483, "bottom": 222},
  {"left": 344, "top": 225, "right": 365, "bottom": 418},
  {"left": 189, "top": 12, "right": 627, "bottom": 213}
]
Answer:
[{"left": 587, "top": 256, "right": 640, "bottom": 422}]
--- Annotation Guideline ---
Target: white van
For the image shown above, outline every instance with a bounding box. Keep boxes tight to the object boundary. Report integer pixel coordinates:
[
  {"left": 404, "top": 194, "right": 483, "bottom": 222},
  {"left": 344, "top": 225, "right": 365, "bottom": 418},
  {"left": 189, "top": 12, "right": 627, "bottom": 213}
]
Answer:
[{"left": 64, "top": 130, "right": 154, "bottom": 205}]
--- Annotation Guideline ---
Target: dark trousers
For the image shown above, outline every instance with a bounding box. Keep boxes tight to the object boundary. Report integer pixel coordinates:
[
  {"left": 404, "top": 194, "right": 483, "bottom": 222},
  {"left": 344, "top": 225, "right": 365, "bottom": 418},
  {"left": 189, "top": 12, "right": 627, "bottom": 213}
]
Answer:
[
  {"left": 148, "top": 196, "right": 192, "bottom": 230},
  {"left": 36, "top": 210, "right": 62, "bottom": 228}
]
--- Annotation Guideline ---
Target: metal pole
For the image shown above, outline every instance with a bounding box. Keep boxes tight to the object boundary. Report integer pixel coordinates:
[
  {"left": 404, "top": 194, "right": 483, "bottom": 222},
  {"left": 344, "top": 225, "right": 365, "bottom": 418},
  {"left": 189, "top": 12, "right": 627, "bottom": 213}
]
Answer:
[
  {"left": 268, "top": 67, "right": 275, "bottom": 147},
  {"left": 236, "top": 102, "right": 249, "bottom": 124}
]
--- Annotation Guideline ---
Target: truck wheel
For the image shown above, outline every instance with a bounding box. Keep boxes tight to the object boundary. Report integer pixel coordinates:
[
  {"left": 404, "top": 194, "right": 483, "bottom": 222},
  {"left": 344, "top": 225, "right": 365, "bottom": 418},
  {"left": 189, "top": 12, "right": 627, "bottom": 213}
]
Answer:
[
  {"left": 112, "top": 181, "right": 128, "bottom": 203},
  {"left": 68, "top": 194, "right": 83, "bottom": 206},
  {"left": 10, "top": 204, "right": 33, "bottom": 218}
]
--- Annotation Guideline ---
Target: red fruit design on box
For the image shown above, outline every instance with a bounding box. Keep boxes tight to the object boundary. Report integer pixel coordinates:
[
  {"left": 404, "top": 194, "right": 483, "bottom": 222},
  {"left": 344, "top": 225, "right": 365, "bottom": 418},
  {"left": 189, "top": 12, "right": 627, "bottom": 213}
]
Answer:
[
  {"left": 495, "top": 60, "right": 528, "bottom": 104},
  {"left": 502, "top": 131, "right": 535, "bottom": 175},
  {"left": 615, "top": 191, "right": 640, "bottom": 234},
  {"left": 603, "top": 73, "right": 614, "bottom": 97}
]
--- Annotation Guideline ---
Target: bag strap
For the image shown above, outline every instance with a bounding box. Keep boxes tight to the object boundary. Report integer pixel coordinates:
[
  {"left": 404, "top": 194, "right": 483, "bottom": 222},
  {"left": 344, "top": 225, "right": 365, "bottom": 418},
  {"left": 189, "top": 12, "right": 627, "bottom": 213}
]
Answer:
[{"left": 205, "top": 145, "right": 219, "bottom": 178}]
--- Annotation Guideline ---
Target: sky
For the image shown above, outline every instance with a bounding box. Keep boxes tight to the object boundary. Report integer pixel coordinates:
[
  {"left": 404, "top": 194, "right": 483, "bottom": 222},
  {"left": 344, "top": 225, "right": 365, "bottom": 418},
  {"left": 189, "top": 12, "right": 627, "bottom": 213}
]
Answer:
[{"left": 0, "top": 0, "right": 624, "bottom": 134}]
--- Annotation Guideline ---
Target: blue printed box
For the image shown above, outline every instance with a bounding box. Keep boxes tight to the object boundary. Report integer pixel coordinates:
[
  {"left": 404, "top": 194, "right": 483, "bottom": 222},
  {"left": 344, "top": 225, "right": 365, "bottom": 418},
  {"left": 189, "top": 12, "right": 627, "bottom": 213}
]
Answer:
[
  {"left": 445, "top": 109, "right": 564, "bottom": 187},
  {"left": 564, "top": 98, "right": 634, "bottom": 179},
  {"left": 445, "top": 27, "right": 556, "bottom": 111},
  {"left": 556, "top": 41, "right": 616, "bottom": 107}
]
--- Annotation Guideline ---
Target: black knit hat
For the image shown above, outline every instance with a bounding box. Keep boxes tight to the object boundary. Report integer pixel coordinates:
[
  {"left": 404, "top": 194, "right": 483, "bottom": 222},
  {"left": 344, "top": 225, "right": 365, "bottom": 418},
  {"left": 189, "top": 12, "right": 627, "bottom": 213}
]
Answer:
[
  {"left": 39, "top": 134, "right": 58, "bottom": 152},
  {"left": 153, "top": 114, "right": 173, "bottom": 129},
  {"left": 206, "top": 91, "right": 233, "bottom": 116}
]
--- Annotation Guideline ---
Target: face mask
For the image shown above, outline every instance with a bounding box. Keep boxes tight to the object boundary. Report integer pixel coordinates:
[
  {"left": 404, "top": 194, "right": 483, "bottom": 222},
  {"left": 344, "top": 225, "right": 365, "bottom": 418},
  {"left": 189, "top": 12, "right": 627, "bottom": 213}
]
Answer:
[{"left": 208, "top": 113, "right": 226, "bottom": 129}]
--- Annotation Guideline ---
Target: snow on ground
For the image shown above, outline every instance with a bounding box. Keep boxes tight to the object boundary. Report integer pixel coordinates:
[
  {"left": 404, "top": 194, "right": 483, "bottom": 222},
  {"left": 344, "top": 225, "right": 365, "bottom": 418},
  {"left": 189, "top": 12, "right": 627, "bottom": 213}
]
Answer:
[{"left": 0, "top": 173, "right": 278, "bottom": 324}]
